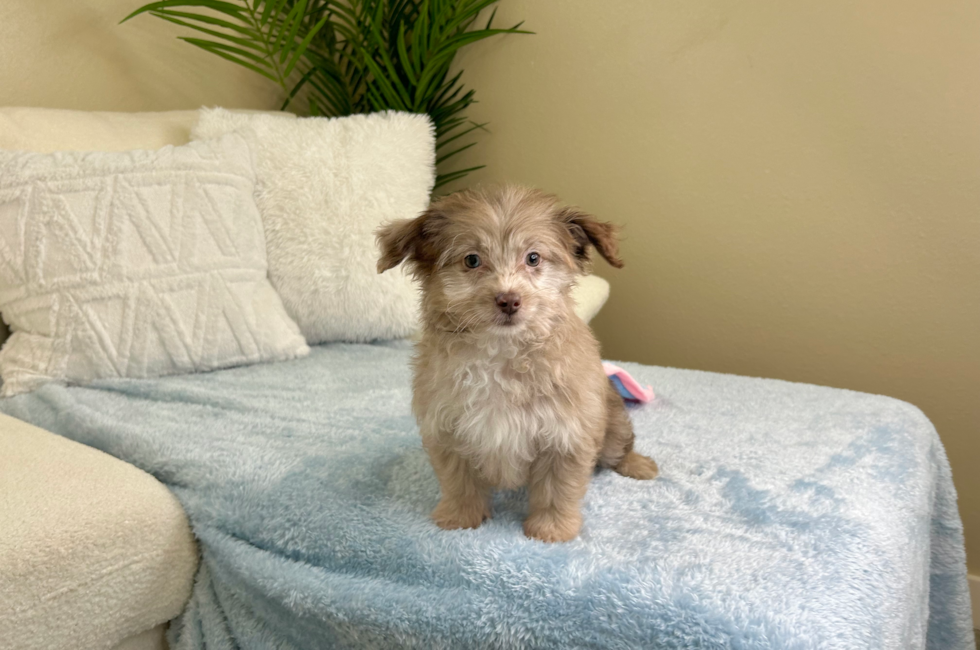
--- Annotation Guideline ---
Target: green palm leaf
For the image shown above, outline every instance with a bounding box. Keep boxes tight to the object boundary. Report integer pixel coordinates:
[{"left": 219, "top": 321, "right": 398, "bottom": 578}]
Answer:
[{"left": 123, "top": 0, "right": 531, "bottom": 188}]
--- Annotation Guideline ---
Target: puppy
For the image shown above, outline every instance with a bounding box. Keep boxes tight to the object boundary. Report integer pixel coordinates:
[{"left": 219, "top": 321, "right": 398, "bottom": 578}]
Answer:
[{"left": 377, "top": 186, "right": 657, "bottom": 543}]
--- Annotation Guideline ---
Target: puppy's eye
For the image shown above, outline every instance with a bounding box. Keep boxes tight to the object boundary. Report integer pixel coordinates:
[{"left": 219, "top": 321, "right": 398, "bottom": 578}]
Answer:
[
  {"left": 526, "top": 252, "right": 540, "bottom": 267},
  {"left": 464, "top": 254, "right": 481, "bottom": 269}
]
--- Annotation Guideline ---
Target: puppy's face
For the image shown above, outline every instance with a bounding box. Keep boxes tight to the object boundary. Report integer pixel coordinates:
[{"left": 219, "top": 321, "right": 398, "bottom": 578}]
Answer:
[{"left": 377, "top": 187, "right": 623, "bottom": 335}]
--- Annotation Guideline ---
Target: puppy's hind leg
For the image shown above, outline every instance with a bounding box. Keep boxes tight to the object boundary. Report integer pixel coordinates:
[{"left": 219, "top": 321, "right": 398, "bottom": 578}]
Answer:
[
  {"left": 599, "top": 384, "right": 658, "bottom": 480},
  {"left": 424, "top": 436, "right": 491, "bottom": 530}
]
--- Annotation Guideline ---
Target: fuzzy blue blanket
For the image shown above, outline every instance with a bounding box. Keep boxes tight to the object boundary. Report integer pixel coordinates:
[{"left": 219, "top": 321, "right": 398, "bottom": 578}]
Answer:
[{"left": 1, "top": 342, "right": 973, "bottom": 649}]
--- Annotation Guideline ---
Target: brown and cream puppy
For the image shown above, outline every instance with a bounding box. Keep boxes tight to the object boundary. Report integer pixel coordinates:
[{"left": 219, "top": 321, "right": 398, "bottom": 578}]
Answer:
[{"left": 377, "top": 186, "right": 657, "bottom": 543}]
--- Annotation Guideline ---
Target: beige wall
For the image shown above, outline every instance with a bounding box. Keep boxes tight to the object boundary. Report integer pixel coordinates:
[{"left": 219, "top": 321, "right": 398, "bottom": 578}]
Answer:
[
  {"left": 445, "top": 0, "right": 980, "bottom": 573},
  {"left": 0, "top": 0, "right": 282, "bottom": 111},
  {"left": 1, "top": 0, "right": 977, "bottom": 573}
]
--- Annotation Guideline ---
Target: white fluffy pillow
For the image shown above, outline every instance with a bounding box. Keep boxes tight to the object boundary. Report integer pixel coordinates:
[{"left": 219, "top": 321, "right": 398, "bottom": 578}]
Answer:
[
  {"left": 0, "top": 133, "right": 309, "bottom": 396},
  {"left": 192, "top": 108, "right": 433, "bottom": 343}
]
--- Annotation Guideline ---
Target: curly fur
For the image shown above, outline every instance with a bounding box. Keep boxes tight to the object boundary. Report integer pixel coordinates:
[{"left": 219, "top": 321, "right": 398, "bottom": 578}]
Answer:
[{"left": 377, "top": 186, "right": 657, "bottom": 542}]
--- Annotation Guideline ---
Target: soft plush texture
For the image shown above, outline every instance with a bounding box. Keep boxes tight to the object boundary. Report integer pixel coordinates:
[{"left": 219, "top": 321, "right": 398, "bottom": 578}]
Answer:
[
  {"left": 0, "top": 133, "right": 308, "bottom": 396},
  {"left": 0, "top": 343, "right": 972, "bottom": 649},
  {"left": 192, "top": 108, "right": 434, "bottom": 343},
  {"left": 0, "top": 412, "right": 197, "bottom": 650}
]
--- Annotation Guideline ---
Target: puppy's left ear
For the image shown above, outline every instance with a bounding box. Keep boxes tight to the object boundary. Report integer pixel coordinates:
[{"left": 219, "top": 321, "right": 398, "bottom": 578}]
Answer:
[{"left": 557, "top": 207, "right": 624, "bottom": 269}]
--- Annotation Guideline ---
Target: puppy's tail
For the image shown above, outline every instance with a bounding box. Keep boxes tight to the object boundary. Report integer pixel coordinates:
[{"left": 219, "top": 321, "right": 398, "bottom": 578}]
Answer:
[{"left": 600, "top": 381, "right": 658, "bottom": 480}]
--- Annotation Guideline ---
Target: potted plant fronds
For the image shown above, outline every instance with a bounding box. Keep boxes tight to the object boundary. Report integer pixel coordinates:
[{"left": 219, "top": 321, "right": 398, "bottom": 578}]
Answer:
[{"left": 122, "top": 0, "right": 529, "bottom": 188}]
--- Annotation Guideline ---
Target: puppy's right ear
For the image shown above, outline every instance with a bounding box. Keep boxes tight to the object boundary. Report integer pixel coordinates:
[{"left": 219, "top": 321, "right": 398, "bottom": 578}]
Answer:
[
  {"left": 377, "top": 218, "right": 422, "bottom": 273},
  {"left": 376, "top": 209, "right": 443, "bottom": 274}
]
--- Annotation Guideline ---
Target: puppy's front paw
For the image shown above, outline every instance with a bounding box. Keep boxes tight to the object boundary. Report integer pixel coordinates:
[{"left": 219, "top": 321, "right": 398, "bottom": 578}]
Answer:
[
  {"left": 523, "top": 510, "right": 582, "bottom": 543},
  {"left": 431, "top": 498, "right": 490, "bottom": 530},
  {"left": 614, "top": 451, "right": 659, "bottom": 480}
]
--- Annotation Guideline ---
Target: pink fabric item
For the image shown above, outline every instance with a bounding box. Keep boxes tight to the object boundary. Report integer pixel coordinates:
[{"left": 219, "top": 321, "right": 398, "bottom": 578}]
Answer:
[{"left": 602, "top": 362, "right": 656, "bottom": 403}]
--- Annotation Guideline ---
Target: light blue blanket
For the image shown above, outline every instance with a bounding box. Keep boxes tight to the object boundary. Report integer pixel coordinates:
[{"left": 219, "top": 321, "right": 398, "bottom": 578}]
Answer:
[{"left": 1, "top": 342, "right": 973, "bottom": 649}]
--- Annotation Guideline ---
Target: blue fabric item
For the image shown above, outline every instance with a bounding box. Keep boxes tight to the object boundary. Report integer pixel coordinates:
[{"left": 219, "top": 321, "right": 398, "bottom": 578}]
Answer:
[
  {"left": 1, "top": 342, "right": 973, "bottom": 649},
  {"left": 608, "top": 374, "right": 639, "bottom": 402}
]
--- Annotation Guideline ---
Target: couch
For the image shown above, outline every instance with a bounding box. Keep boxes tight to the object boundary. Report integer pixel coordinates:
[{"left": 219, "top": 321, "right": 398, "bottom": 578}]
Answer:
[
  {"left": 0, "top": 107, "right": 972, "bottom": 650},
  {"left": 0, "top": 106, "right": 610, "bottom": 649}
]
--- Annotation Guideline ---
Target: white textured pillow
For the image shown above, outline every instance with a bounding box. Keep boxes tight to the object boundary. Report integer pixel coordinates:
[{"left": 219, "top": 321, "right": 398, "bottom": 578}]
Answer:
[
  {"left": 0, "top": 107, "right": 297, "bottom": 348},
  {"left": 192, "top": 108, "right": 433, "bottom": 343},
  {"left": 0, "top": 133, "right": 309, "bottom": 396}
]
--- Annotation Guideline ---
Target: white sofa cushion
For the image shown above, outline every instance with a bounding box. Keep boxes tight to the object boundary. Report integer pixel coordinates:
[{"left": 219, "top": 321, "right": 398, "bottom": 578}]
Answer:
[
  {"left": 0, "top": 412, "right": 198, "bottom": 650},
  {"left": 0, "top": 107, "right": 295, "bottom": 154},
  {"left": 573, "top": 274, "right": 610, "bottom": 323},
  {"left": 193, "top": 108, "right": 434, "bottom": 344},
  {"left": 0, "top": 108, "right": 203, "bottom": 154},
  {"left": 0, "top": 133, "right": 309, "bottom": 396}
]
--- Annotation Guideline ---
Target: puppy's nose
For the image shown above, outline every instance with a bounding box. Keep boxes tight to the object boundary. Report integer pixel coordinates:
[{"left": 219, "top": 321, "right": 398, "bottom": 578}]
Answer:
[{"left": 495, "top": 292, "right": 522, "bottom": 315}]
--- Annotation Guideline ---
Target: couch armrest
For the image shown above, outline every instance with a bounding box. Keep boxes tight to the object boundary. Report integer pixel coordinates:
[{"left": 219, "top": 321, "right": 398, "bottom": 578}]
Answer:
[
  {"left": 0, "top": 413, "right": 198, "bottom": 650},
  {"left": 571, "top": 274, "right": 611, "bottom": 323}
]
